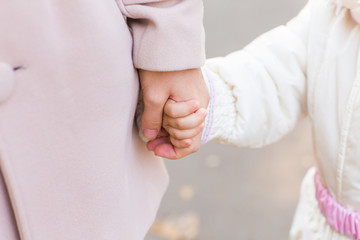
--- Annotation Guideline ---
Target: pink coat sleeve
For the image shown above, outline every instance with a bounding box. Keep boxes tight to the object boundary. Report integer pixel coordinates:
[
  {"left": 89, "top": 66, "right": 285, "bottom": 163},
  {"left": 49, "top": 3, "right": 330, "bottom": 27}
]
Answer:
[{"left": 116, "top": 0, "right": 205, "bottom": 71}]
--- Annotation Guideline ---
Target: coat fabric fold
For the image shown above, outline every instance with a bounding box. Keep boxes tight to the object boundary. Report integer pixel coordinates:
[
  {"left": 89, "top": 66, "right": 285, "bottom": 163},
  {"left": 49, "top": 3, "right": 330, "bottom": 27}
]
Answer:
[{"left": 0, "top": 1, "right": 204, "bottom": 239}]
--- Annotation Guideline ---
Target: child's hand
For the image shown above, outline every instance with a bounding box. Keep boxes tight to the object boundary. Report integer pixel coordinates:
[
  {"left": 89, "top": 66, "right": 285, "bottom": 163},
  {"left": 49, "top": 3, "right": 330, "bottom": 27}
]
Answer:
[
  {"left": 163, "top": 99, "right": 207, "bottom": 148},
  {"left": 139, "top": 68, "right": 208, "bottom": 141},
  {"left": 147, "top": 99, "right": 208, "bottom": 159}
]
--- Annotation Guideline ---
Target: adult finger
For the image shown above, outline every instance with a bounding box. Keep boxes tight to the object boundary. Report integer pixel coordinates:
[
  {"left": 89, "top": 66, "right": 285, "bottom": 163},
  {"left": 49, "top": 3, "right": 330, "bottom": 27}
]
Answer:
[
  {"left": 141, "top": 92, "right": 168, "bottom": 140},
  {"left": 147, "top": 137, "right": 170, "bottom": 151},
  {"left": 147, "top": 137, "right": 178, "bottom": 159},
  {"left": 147, "top": 137, "right": 192, "bottom": 153},
  {"left": 153, "top": 134, "right": 202, "bottom": 159}
]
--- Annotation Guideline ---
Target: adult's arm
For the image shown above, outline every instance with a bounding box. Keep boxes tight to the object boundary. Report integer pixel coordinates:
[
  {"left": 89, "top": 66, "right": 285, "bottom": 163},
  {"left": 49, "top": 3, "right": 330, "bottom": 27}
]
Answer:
[
  {"left": 117, "top": 0, "right": 208, "bottom": 152},
  {"left": 116, "top": 0, "right": 205, "bottom": 71}
]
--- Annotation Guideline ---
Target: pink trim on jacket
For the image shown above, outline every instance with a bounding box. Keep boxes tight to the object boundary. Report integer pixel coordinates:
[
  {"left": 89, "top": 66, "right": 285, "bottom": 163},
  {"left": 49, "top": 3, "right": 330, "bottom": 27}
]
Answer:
[
  {"left": 315, "top": 171, "right": 360, "bottom": 239},
  {"left": 201, "top": 68, "right": 216, "bottom": 145}
]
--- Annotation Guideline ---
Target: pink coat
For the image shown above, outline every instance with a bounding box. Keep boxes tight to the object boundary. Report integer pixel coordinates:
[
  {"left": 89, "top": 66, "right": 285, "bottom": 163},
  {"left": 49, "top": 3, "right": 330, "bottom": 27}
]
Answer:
[{"left": 0, "top": 1, "right": 205, "bottom": 239}]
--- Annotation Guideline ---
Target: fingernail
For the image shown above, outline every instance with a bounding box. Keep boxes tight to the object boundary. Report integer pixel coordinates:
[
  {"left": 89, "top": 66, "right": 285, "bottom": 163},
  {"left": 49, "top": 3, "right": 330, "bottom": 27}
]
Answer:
[
  {"left": 185, "top": 139, "right": 192, "bottom": 146},
  {"left": 143, "top": 129, "right": 158, "bottom": 140},
  {"left": 199, "top": 108, "right": 208, "bottom": 116}
]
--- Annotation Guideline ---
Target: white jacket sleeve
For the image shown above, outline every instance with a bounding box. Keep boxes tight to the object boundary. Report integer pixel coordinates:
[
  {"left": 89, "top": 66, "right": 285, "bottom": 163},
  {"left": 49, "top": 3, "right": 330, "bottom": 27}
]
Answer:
[{"left": 202, "top": 0, "right": 313, "bottom": 148}]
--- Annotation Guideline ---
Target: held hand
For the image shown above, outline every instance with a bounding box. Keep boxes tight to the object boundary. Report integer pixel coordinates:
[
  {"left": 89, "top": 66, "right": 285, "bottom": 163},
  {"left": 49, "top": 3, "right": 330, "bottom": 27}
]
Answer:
[
  {"left": 139, "top": 68, "right": 209, "bottom": 159},
  {"left": 140, "top": 68, "right": 209, "bottom": 139},
  {"left": 163, "top": 99, "right": 207, "bottom": 148},
  {"left": 147, "top": 99, "right": 208, "bottom": 159}
]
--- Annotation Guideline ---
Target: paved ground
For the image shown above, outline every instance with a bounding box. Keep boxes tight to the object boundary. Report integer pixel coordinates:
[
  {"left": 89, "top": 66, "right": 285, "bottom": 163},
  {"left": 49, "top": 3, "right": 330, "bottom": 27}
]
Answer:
[{"left": 146, "top": 0, "right": 311, "bottom": 239}]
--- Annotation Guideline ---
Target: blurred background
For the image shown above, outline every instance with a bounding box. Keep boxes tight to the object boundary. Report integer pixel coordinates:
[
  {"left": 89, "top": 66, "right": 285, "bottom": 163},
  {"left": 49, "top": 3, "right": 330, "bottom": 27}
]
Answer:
[{"left": 146, "top": 0, "right": 311, "bottom": 239}]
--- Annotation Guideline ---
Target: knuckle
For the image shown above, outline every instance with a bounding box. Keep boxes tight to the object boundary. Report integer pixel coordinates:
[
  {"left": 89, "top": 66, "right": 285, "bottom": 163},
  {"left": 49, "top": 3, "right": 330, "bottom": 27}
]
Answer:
[
  {"left": 179, "top": 139, "right": 187, "bottom": 146},
  {"left": 187, "top": 104, "right": 195, "bottom": 113},
  {"left": 146, "top": 97, "right": 162, "bottom": 107},
  {"left": 166, "top": 107, "right": 177, "bottom": 118},
  {"left": 144, "top": 94, "right": 165, "bottom": 107},
  {"left": 150, "top": 119, "right": 162, "bottom": 126},
  {"left": 192, "top": 127, "right": 200, "bottom": 136},
  {"left": 172, "top": 130, "right": 182, "bottom": 139},
  {"left": 174, "top": 119, "right": 185, "bottom": 129},
  {"left": 176, "top": 141, "right": 186, "bottom": 148},
  {"left": 170, "top": 137, "right": 179, "bottom": 146}
]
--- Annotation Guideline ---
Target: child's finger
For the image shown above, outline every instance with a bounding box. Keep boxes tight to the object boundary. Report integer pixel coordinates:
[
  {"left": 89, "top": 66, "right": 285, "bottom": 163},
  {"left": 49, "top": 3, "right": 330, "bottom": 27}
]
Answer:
[
  {"left": 165, "top": 124, "right": 204, "bottom": 140},
  {"left": 169, "top": 137, "right": 193, "bottom": 149},
  {"left": 164, "top": 108, "right": 207, "bottom": 130},
  {"left": 164, "top": 99, "right": 199, "bottom": 118}
]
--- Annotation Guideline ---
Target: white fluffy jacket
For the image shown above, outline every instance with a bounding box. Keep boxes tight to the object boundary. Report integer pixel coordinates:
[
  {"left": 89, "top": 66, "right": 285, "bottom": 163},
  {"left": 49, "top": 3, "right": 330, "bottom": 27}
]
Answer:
[{"left": 204, "top": 0, "right": 360, "bottom": 239}]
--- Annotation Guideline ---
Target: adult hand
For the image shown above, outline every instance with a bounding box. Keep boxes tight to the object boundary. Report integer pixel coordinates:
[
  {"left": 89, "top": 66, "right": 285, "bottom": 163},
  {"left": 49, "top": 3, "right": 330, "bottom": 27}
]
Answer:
[{"left": 139, "top": 68, "right": 209, "bottom": 159}]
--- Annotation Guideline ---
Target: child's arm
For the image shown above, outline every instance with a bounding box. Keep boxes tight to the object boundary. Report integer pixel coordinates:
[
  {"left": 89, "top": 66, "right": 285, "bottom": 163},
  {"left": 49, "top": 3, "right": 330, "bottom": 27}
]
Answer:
[
  {"left": 163, "top": 0, "right": 314, "bottom": 150},
  {"left": 137, "top": 0, "right": 316, "bottom": 157},
  {"left": 203, "top": 1, "right": 313, "bottom": 148}
]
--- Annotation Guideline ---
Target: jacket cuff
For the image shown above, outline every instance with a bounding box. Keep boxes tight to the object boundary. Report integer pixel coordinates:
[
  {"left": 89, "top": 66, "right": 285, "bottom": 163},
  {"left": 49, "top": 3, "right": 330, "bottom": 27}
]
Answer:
[{"left": 200, "top": 66, "right": 237, "bottom": 144}]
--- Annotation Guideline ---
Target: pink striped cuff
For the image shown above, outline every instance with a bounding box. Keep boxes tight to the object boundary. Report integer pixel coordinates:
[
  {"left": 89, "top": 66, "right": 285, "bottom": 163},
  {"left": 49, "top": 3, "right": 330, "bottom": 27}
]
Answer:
[
  {"left": 200, "top": 67, "right": 216, "bottom": 145},
  {"left": 315, "top": 170, "right": 360, "bottom": 239}
]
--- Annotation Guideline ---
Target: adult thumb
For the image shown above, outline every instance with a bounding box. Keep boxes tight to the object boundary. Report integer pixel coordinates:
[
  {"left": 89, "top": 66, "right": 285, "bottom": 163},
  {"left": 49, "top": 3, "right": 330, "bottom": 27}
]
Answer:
[{"left": 141, "top": 93, "right": 168, "bottom": 140}]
